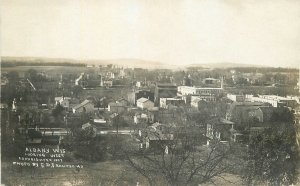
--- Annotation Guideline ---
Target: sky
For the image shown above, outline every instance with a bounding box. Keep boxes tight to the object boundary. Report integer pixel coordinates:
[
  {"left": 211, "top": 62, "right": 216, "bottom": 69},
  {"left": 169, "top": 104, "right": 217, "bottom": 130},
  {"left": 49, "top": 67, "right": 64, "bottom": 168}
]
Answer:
[{"left": 1, "top": 0, "right": 300, "bottom": 67}]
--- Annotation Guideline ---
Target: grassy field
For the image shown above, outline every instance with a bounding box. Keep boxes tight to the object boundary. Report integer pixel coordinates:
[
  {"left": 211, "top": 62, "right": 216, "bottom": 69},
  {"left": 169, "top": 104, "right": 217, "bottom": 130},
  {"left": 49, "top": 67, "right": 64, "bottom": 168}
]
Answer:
[
  {"left": 2, "top": 160, "right": 149, "bottom": 186},
  {"left": 2, "top": 159, "right": 244, "bottom": 186}
]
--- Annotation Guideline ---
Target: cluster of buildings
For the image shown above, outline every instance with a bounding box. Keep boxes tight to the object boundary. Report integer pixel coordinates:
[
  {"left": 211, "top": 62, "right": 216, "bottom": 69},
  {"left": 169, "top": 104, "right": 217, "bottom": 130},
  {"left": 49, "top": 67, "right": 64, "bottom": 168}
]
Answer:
[
  {"left": 2, "top": 64, "right": 300, "bottom": 155},
  {"left": 226, "top": 94, "right": 298, "bottom": 108}
]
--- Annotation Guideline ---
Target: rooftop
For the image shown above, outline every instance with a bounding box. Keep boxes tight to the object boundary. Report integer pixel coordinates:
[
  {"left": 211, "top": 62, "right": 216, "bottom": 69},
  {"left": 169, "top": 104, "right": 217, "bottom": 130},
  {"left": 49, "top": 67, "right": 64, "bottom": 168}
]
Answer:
[
  {"left": 73, "top": 100, "right": 92, "bottom": 110},
  {"left": 137, "top": 97, "right": 151, "bottom": 103}
]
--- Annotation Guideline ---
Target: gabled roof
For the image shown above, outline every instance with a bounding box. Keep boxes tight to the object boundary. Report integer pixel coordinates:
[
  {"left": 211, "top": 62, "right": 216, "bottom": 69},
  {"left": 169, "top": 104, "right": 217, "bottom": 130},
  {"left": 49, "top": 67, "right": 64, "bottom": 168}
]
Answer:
[
  {"left": 73, "top": 100, "right": 92, "bottom": 110},
  {"left": 137, "top": 97, "right": 151, "bottom": 103}
]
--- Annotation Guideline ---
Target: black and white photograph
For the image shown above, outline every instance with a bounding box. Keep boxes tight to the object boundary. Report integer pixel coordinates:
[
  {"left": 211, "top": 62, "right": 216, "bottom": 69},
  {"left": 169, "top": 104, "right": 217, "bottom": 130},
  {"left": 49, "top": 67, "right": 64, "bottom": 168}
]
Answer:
[{"left": 1, "top": 0, "right": 300, "bottom": 185}]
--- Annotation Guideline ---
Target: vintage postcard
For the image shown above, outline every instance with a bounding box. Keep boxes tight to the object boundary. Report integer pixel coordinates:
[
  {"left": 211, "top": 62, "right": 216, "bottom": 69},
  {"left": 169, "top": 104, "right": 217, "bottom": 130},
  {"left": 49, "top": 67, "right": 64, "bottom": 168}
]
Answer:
[{"left": 1, "top": 0, "right": 300, "bottom": 185}]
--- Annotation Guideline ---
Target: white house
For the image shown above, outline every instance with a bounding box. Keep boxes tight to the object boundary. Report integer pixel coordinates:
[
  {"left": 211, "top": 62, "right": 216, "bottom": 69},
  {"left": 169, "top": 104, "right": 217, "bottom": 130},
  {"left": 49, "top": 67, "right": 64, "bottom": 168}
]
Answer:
[
  {"left": 137, "top": 97, "right": 154, "bottom": 110},
  {"left": 72, "top": 100, "right": 94, "bottom": 113},
  {"left": 55, "top": 96, "right": 71, "bottom": 109}
]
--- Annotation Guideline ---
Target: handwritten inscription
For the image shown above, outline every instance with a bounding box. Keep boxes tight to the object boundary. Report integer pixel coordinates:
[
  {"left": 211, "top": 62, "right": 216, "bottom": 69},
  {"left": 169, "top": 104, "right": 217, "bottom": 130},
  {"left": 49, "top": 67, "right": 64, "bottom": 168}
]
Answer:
[{"left": 13, "top": 147, "right": 83, "bottom": 169}]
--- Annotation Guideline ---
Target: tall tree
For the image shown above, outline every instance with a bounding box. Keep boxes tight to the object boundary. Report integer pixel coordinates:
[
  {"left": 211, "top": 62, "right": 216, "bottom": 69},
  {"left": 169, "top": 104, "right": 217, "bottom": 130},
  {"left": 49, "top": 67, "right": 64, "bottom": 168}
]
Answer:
[
  {"left": 244, "top": 117, "right": 298, "bottom": 186},
  {"left": 124, "top": 125, "right": 233, "bottom": 186}
]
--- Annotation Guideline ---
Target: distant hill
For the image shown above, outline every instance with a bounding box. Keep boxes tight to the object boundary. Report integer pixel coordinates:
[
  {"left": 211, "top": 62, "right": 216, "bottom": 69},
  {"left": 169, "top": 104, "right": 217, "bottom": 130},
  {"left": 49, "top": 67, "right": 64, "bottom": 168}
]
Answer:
[
  {"left": 187, "top": 62, "right": 268, "bottom": 69},
  {"left": 1, "top": 56, "right": 85, "bottom": 67},
  {"left": 2, "top": 56, "right": 79, "bottom": 63},
  {"left": 84, "top": 58, "right": 180, "bottom": 69},
  {"left": 2, "top": 56, "right": 280, "bottom": 70},
  {"left": 1, "top": 56, "right": 181, "bottom": 69}
]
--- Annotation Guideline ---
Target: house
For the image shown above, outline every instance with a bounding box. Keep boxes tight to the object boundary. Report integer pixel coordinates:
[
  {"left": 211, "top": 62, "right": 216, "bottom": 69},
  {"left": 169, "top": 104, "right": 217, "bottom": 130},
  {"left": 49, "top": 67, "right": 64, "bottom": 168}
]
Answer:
[
  {"left": 108, "top": 102, "right": 127, "bottom": 113},
  {"left": 159, "top": 97, "right": 185, "bottom": 108},
  {"left": 102, "top": 79, "right": 113, "bottom": 87},
  {"left": 144, "top": 132, "right": 173, "bottom": 152},
  {"left": 226, "top": 102, "right": 268, "bottom": 126},
  {"left": 127, "top": 90, "right": 154, "bottom": 105},
  {"left": 55, "top": 96, "right": 71, "bottom": 109},
  {"left": 72, "top": 100, "right": 94, "bottom": 113},
  {"left": 139, "top": 123, "right": 174, "bottom": 152},
  {"left": 134, "top": 113, "right": 150, "bottom": 124},
  {"left": 227, "top": 94, "right": 245, "bottom": 102},
  {"left": 137, "top": 98, "right": 154, "bottom": 110},
  {"left": 154, "top": 84, "right": 178, "bottom": 106},
  {"left": 206, "top": 118, "right": 235, "bottom": 144},
  {"left": 116, "top": 98, "right": 128, "bottom": 106},
  {"left": 226, "top": 101, "right": 293, "bottom": 133}
]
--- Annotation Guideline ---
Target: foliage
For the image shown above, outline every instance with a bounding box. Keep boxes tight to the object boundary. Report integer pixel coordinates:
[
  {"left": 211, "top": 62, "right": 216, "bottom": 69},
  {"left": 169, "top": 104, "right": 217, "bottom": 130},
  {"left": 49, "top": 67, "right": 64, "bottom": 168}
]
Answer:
[
  {"left": 244, "top": 126, "right": 298, "bottom": 186},
  {"left": 7, "top": 71, "right": 19, "bottom": 82},
  {"left": 72, "top": 85, "right": 83, "bottom": 98},
  {"left": 52, "top": 103, "right": 64, "bottom": 117},
  {"left": 124, "top": 125, "right": 233, "bottom": 186},
  {"left": 26, "top": 69, "right": 46, "bottom": 82},
  {"left": 73, "top": 129, "right": 108, "bottom": 162}
]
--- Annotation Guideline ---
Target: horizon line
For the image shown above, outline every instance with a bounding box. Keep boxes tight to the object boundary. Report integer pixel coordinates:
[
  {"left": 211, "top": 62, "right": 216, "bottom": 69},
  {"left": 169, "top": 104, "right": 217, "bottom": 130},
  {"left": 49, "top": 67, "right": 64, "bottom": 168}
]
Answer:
[{"left": 1, "top": 55, "right": 299, "bottom": 69}]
